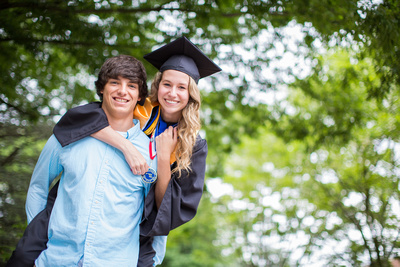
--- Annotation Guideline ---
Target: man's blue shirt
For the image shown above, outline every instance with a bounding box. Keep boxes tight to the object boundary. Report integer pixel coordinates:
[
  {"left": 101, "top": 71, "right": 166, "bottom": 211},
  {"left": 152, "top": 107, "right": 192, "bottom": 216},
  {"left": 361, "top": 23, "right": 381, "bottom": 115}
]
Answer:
[{"left": 26, "top": 120, "right": 157, "bottom": 266}]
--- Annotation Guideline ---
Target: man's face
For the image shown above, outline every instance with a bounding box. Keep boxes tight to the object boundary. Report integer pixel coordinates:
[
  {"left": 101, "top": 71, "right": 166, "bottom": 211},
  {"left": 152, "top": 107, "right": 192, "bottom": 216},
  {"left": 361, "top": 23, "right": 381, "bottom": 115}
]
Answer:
[{"left": 101, "top": 76, "right": 140, "bottom": 120}]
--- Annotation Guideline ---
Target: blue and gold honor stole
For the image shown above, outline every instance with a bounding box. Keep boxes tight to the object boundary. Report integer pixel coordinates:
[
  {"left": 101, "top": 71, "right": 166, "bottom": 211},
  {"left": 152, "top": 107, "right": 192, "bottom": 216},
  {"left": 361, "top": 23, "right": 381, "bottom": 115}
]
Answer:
[
  {"left": 133, "top": 98, "right": 159, "bottom": 133},
  {"left": 142, "top": 106, "right": 161, "bottom": 137},
  {"left": 133, "top": 98, "right": 178, "bottom": 164}
]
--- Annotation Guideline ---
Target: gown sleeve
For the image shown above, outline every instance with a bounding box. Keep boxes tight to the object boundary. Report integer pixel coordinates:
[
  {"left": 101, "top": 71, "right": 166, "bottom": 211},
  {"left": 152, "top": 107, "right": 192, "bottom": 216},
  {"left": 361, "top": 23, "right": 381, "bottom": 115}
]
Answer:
[
  {"left": 137, "top": 235, "right": 167, "bottom": 267},
  {"left": 53, "top": 102, "right": 109, "bottom": 147},
  {"left": 6, "top": 182, "right": 59, "bottom": 267},
  {"left": 140, "top": 135, "right": 208, "bottom": 237}
]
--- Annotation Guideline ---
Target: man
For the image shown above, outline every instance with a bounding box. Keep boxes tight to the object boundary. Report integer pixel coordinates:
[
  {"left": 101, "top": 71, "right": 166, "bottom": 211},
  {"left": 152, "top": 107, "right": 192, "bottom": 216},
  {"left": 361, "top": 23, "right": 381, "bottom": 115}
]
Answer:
[{"left": 24, "top": 55, "right": 158, "bottom": 266}]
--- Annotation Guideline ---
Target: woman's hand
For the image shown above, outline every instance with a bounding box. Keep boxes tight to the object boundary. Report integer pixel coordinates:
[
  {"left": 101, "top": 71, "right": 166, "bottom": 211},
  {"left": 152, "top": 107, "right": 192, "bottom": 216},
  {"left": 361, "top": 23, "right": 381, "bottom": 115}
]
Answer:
[
  {"left": 155, "top": 126, "right": 178, "bottom": 161},
  {"left": 122, "top": 142, "right": 149, "bottom": 175},
  {"left": 154, "top": 126, "right": 177, "bottom": 208}
]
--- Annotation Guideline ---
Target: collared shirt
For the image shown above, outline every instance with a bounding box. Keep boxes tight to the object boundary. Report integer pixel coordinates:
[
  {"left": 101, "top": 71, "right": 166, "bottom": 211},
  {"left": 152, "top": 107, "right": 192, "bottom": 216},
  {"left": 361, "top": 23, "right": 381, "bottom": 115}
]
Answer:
[{"left": 26, "top": 120, "right": 156, "bottom": 266}]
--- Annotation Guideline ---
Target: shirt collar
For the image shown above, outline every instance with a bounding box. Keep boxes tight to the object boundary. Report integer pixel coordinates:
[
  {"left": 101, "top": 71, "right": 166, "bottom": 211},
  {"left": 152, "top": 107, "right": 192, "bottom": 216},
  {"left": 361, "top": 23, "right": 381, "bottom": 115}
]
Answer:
[{"left": 117, "top": 119, "right": 142, "bottom": 139}]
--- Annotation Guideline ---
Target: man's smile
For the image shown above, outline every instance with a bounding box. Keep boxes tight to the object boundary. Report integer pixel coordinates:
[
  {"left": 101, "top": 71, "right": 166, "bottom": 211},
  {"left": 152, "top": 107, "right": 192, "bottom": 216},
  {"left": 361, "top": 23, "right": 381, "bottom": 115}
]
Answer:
[{"left": 114, "top": 97, "right": 129, "bottom": 103}]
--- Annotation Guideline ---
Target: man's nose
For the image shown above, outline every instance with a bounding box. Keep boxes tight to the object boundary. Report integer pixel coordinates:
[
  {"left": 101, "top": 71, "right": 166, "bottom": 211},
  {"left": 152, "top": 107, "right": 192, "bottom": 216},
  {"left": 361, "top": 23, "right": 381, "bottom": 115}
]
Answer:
[{"left": 118, "top": 83, "right": 128, "bottom": 94}]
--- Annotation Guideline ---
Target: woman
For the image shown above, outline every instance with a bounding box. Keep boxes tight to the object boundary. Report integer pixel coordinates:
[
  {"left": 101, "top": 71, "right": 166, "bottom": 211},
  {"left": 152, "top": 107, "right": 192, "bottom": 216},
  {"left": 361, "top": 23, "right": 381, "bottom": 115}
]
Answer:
[{"left": 7, "top": 36, "right": 221, "bottom": 267}]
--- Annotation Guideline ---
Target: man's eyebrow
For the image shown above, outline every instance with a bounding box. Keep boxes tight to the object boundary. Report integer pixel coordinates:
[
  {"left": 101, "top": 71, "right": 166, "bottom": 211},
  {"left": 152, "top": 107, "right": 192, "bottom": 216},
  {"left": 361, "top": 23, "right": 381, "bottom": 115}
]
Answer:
[{"left": 109, "top": 77, "right": 137, "bottom": 84}]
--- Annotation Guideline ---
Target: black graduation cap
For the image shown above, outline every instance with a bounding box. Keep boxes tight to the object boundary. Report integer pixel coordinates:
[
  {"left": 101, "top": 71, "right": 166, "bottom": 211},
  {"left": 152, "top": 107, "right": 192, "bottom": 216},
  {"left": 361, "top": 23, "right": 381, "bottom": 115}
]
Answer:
[{"left": 143, "top": 36, "right": 221, "bottom": 83}]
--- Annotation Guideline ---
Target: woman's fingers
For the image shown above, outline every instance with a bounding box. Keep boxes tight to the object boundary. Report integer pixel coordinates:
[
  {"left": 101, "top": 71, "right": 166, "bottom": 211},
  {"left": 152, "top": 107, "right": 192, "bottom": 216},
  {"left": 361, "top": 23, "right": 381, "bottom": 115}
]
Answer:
[
  {"left": 124, "top": 146, "right": 149, "bottom": 175},
  {"left": 156, "top": 126, "right": 178, "bottom": 156}
]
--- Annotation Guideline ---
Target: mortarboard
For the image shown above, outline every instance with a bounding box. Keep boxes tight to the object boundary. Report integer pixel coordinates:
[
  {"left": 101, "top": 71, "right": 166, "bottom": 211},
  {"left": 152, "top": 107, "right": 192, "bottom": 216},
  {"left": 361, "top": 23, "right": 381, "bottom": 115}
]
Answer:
[{"left": 143, "top": 36, "right": 222, "bottom": 83}]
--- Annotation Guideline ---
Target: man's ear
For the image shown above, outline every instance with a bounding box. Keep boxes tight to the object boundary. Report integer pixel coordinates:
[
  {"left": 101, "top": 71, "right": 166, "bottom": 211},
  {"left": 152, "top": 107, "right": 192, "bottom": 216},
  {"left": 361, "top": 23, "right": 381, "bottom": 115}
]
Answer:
[{"left": 137, "top": 97, "right": 145, "bottom": 106}]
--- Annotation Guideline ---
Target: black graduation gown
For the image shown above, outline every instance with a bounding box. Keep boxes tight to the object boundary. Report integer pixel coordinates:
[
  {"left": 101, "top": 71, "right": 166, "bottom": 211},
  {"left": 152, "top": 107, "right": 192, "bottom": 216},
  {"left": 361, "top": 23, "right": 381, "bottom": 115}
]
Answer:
[
  {"left": 6, "top": 182, "right": 59, "bottom": 267},
  {"left": 7, "top": 102, "right": 207, "bottom": 267}
]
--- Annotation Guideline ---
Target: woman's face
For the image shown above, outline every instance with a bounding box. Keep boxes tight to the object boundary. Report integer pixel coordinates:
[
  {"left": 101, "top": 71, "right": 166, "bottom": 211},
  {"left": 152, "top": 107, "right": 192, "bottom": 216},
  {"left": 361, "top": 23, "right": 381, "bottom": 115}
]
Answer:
[{"left": 158, "top": 69, "right": 190, "bottom": 122}]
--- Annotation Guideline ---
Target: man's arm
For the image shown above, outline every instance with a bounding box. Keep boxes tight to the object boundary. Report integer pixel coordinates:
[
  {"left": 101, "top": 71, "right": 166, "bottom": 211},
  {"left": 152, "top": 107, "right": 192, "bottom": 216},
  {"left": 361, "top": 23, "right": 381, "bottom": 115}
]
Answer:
[{"left": 26, "top": 135, "right": 63, "bottom": 223}]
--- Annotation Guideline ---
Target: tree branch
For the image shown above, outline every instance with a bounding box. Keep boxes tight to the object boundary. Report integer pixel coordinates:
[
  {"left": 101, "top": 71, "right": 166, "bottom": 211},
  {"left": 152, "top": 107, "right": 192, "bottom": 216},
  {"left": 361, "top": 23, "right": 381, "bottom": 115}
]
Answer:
[
  {"left": 0, "top": 1, "right": 246, "bottom": 18},
  {"left": 0, "top": 97, "right": 25, "bottom": 116},
  {"left": 0, "top": 97, "right": 39, "bottom": 121},
  {"left": 0, "top": 147, "right": 20, "bottom": 167},
  {"left": 0, "top": 37, "right": 98, "bottom": 46},
  {"left": 0, "top": 37, "right": 143, "bottom": 50}
]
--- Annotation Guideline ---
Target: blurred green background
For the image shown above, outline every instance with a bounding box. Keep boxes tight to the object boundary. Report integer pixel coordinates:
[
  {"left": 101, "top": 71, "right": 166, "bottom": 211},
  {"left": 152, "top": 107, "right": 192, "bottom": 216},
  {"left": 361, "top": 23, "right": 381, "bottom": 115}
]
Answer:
[{"left": 1, "top": 1, "right": 400, "bottom": 266}]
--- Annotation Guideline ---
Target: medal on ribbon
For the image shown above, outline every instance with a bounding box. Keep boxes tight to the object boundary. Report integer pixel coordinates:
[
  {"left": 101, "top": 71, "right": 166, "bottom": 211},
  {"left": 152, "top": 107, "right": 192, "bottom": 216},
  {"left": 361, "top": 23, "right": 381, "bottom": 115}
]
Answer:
[
  {"left": 142, "top": 167, "right": 157, "bottom": 183},
  {"left": 141, "top": 135, "right": 157, "bottom": 183}
]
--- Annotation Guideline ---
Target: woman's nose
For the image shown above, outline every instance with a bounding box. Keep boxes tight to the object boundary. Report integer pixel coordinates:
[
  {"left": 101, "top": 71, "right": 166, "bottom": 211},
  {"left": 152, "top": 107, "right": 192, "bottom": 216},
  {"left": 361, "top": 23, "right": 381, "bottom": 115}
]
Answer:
[{"left": 168, "top": 87, "right": 177, "bottom": 96}]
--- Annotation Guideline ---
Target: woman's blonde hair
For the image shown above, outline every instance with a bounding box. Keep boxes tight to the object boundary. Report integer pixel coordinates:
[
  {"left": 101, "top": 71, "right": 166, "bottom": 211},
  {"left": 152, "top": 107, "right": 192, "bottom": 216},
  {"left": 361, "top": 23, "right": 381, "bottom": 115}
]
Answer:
[{"left": 149, "top": 71, "right": 201, "bottom": 177}]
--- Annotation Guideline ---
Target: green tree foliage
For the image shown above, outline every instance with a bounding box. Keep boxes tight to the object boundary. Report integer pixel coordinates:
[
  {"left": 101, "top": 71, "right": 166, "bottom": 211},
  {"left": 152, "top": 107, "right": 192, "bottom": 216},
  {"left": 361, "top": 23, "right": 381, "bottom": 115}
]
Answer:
[
  {"left": 160, "top": 192, "right": 233, "bottom": 267},
  {"left": 1, "top": 0, "right": 399, "bottom": 123},
  {"left": 221, "top": 50, "right": 400, "bottom": 266},
  {"left": 1, "top": 0, "right": 400, "bottom": 266},
  {"left": 0, "top": 123, "right": 52, "bottom": 262}
]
